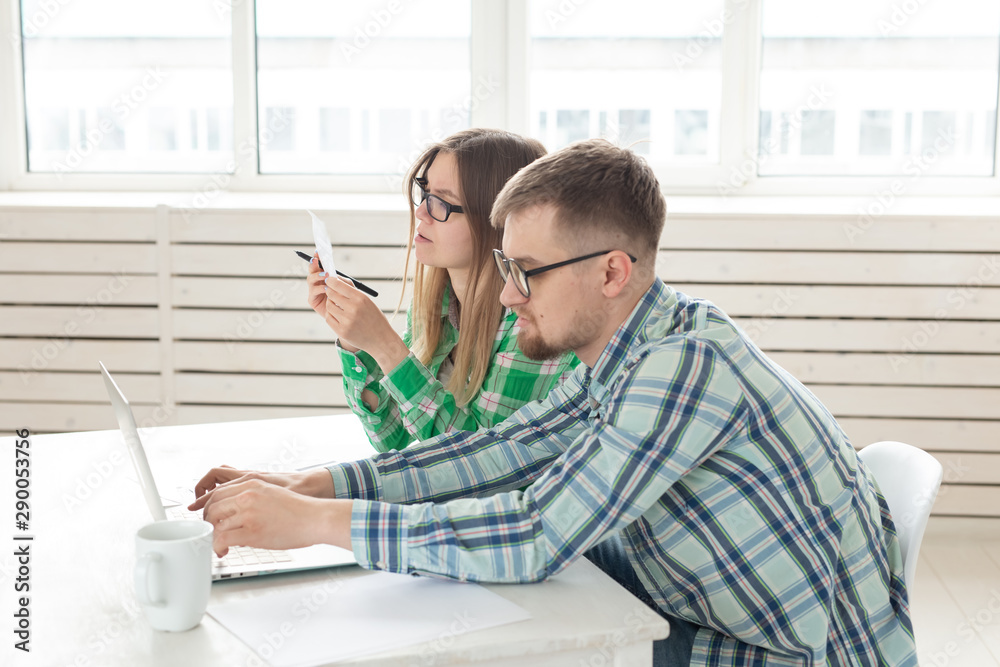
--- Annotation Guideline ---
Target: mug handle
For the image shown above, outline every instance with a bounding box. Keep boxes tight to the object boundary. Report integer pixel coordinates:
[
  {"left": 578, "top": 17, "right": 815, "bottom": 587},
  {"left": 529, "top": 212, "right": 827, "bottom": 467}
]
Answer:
[{"left": 135, "top": 552, "right": 166, "bottom": 608}]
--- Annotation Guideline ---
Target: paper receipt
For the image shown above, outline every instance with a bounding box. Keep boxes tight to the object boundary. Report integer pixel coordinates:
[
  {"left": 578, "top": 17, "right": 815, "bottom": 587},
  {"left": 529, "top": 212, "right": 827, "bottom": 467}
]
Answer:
[{"left": 308, "top": 210, "right": 337, "bottom": 277}]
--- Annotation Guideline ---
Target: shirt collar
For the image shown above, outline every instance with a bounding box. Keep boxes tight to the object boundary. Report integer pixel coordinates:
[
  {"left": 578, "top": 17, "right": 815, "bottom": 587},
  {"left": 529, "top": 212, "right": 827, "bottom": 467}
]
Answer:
[
  {"left": 441, "top": 283, "right": 460, "bottom": 330},
  {"left": 588, "top": 277, "right": 679, "bottom": 400}
]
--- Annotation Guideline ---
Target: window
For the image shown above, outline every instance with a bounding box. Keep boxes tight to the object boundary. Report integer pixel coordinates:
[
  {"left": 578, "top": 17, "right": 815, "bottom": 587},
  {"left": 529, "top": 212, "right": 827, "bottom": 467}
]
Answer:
[
  {"left": 860, "top": 110, "right": 893, "bottom": 156},
  {"left": 27, "top": 107, "right": 68, "bottom": 152},
  {"left": 319, "top": 108, "right": 351, "bottom": 152},
  {"left": 674, "top": 110, "right": 709, "bottom": 156},
  {"left": 254, "top": 0, "right": 472, "bottom": 176},
  {"left": 5, "top": 0, "right": 1000, "bottom": 193},
  {"left": 800, "top": 110, "right": 835, "bottom": 156},
  {"left": 528, "top": 0, "right": 724, "bottom": 164},
  {"left": 206, "top": 108, "right": 224, "bottom": 152},
  {"left": 263, "top": 107, "right": 296, "bottom": 153},
  {"left": 617, "top": 109, "right": 652, "bottom": 155},
  {"left": 556, "top": 110, "right": 590, "bottom": 146},
  {"left": 148, "top": 108, "right": 178, "bottom": 152},
  {"left": 20, "top": 0, "right": 233, "bottom": 174},
  {"left": 758, "top": 0, "right": 1000, "bottom": 176}
]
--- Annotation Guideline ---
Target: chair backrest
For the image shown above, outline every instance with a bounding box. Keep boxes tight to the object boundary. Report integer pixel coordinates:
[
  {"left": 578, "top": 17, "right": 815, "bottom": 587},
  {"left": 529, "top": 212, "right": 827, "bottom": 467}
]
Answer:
[{"left": 857, "top": 440, "right": 943, "bottom": 591}]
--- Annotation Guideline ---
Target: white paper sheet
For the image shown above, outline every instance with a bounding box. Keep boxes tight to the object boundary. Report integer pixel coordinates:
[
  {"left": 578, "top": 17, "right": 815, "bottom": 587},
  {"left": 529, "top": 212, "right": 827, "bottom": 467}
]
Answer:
[
  {"left": 308, "top": 210, "right": 337, "bottom": 277},
  {"left": 208, "top": 571, "right": 531, "bottom": 667}
]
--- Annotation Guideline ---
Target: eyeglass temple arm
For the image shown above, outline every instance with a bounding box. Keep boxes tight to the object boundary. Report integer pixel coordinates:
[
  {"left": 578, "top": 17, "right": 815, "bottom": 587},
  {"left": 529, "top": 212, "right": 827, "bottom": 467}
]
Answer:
[{"left": 523, "top": 250, "right": 637, "bottom": 278}]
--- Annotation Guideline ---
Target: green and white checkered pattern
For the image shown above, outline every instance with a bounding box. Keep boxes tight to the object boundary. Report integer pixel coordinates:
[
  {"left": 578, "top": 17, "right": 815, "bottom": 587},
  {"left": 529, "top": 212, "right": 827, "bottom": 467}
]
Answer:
[{"left": 340, "top": 288, "right": 579, "bottom": 453}]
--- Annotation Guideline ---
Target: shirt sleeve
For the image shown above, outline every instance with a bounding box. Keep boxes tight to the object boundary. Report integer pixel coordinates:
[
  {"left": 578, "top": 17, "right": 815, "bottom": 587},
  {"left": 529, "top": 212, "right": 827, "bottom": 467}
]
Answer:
[
  {"left": 338, "top": 307, "right": 417, "bottom": 454},
  {"left": 339, "top": 346, "right": 414, "bottom": 453},
  {"left": 326, "top": 362, "right": 593, "bottom": 505},
  {"left": 345, "top": 339, "right": 750, "bottom": 583},
  {"left": 378, "top": 311, "right": 580, "bottom": 450}
]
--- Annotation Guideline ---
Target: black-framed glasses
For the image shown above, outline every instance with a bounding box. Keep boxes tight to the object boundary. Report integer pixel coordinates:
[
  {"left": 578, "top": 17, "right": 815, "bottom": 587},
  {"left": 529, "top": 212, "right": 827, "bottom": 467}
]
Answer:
[
  {"left": 411, "top": 177, "right": 464, "bottom": 222},
  {"left": 493, "top": 249, "right": 637, "bottom": 298}
]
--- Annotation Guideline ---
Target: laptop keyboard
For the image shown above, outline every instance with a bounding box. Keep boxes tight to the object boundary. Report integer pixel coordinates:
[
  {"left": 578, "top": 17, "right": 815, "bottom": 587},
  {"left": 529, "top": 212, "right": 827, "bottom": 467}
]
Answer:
[
  {"left": 167, "top": 505, "right": 291, "bottom": 569},
  {"left": 219, "top": 545, "right": 293, "bottom": 567}
]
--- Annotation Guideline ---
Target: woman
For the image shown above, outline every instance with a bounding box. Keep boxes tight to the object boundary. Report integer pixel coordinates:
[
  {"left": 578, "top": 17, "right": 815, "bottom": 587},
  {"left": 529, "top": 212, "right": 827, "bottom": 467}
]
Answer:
[{"left": 307, "top": 129, "right": 578, "bottom": 453}]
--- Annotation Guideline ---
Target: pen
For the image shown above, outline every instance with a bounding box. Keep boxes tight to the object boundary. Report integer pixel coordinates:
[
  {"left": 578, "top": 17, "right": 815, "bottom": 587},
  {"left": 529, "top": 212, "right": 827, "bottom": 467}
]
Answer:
[{"left": 295, "top": 250, "right": 379, "bottom": 297}]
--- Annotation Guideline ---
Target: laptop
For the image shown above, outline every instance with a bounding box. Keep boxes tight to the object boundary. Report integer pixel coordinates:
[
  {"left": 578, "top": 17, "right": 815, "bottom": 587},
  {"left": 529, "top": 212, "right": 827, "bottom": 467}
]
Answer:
[{"left": 99, "top": 361, "right": 357, "bottom": 580}]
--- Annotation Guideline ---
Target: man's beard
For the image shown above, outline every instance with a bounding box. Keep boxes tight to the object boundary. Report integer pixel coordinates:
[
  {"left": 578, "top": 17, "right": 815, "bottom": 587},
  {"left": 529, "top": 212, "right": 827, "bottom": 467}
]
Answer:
[
  {"left": 517, "top": 329, "right": 570, "bottom": 361},
  {"left": 516, "top": 309, "right": 603, "bottom": 361}
]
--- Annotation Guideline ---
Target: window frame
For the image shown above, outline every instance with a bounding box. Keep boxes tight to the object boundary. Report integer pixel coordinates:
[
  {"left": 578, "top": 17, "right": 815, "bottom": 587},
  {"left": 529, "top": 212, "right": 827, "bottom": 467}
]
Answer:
[{"left": 1, "top": 0, "right": 998, "bottom": 196}]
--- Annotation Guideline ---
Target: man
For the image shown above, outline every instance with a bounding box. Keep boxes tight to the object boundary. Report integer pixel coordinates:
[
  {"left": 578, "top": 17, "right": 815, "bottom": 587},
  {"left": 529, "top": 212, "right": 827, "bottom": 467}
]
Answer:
[{"left": 192, "top": 139, "right": 917, "bottom": 666}]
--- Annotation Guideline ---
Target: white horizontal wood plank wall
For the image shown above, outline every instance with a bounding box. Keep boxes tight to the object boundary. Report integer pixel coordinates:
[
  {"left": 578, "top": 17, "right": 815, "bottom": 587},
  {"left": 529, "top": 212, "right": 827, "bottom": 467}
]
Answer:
[
  {"left": 660, "top": 213, "right": 1000, "bottom": 518},
  {"left": 0, "top": 208, "right": 161, "bottom": 432},
  {"left": 168, "top": 208, "right": 411, "bottom": 427},
  {"left": 0, "top": 205, "right": 996, "bottom": 517}
]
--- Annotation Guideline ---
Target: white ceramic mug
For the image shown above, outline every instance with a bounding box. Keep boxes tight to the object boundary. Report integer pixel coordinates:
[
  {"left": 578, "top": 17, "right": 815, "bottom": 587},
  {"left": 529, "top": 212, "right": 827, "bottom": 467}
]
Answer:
[{"left": 134, "top": 519, "right": 213, "bottom": 632}]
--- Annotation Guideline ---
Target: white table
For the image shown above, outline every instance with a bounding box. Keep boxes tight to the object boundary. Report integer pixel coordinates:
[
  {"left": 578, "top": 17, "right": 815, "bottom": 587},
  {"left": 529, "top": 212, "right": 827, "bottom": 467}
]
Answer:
[{"left": 0, "top": 415, "right": 669, "bottom": 666}]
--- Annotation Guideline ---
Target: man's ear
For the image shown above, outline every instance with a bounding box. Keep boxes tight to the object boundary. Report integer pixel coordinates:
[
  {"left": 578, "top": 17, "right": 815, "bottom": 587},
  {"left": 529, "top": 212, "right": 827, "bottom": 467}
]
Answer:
[{"left": 601, "top": 251, "right": 633, "bottom": 298}]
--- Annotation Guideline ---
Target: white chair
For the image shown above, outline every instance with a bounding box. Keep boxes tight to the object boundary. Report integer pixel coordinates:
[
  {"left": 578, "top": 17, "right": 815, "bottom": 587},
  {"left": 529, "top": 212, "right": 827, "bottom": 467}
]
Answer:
[{"left": 857, "top": 440, "right": 943, "bottom": 591}]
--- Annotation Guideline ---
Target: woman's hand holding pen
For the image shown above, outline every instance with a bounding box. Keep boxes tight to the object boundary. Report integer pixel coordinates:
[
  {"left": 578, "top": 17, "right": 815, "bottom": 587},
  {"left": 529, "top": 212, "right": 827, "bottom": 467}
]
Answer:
[
  {"left": 323, "top": 273, "right": 410, "bottom": 374},
  {"left": 305, "top": 253, "right": 363, "bottom": 349},
  {"left": 305, "top": 252, "right": 408, "bottom": 372},
  {"left": 306, "top": 253, "right": 329, "bottom": 317}
]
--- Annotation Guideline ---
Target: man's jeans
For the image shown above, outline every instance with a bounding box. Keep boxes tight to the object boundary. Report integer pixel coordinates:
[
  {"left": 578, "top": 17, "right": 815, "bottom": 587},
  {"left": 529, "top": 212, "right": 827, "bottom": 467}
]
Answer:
[{"left": 584, "top": 535, "right": 699, "bottom": 667}]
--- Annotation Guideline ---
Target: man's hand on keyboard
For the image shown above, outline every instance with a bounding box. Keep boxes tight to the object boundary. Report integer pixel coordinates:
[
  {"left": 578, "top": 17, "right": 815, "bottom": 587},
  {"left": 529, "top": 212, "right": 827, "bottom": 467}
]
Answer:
[
  {"left": 188, "top": 466, "right": 334, "bottom": 512},
  {"left": 195, "top": 477, "right": 352, "bottom": 557}
]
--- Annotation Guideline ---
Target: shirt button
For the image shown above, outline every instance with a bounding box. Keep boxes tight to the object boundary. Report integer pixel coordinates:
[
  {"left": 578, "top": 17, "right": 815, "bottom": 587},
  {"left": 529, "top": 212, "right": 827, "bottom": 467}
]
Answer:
[
  {"left": 354, "top": 365, "right": 364, "bottom": 373},
  {"left": 376, "top": 561, "right": 386, "bottom": 569}
]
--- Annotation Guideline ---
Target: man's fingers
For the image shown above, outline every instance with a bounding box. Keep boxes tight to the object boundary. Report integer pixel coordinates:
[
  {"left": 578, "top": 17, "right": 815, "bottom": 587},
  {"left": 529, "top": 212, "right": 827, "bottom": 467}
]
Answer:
[
  {"left": 203, "top": 478, "right": 257, "bottom": 514},
  {"left": 188, "top": 490, "right": 211, "bottom": 511},
  {"left": 213, "top": 525, "right": 256, "bottom": 558},
  {"left": 193, "top": 466, "right": 237, "bottom": 498},
  {"left": 201, "top": 487, "right": 247, "bottom": 532},
  {"left": 208, "top": 492, "right": 255, "bottom": 557},
  {"left": 187, "top": 483, "right": 225, "bottom": 511}
]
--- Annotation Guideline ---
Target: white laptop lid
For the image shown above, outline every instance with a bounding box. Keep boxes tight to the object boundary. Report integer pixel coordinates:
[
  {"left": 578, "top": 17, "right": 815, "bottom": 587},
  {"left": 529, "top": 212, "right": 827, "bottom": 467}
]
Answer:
[
  {"left": 99, "top": 361, "right": 167, "bottom": 521},
  {"left": 98, "top": 362, "right": 358, "bottom": 578}
]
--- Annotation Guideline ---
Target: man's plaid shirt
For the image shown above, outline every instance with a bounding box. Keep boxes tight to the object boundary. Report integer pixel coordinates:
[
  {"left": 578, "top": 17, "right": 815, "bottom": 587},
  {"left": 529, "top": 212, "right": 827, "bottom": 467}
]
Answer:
[{"left": 330, "top": 279, "right": 917, "bottom": 666}]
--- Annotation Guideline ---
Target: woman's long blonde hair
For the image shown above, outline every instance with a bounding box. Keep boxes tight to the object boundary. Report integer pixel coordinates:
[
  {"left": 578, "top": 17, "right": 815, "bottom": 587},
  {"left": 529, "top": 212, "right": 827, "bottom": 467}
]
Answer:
[{"left": 401, "top": 129, "right": 547, "bottom": 407}]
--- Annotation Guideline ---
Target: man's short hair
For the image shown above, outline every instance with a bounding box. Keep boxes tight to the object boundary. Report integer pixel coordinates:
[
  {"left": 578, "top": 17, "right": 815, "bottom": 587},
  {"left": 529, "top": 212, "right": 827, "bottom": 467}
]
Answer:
[{"left": 491, "top": 138, "right": 666, "bottom": 263}]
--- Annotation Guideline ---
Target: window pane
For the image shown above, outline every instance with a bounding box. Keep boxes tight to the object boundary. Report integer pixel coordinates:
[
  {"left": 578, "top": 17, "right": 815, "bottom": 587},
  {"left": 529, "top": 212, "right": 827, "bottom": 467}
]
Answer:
[
  {"left": 556, "top": 110, "right": 590, "bottom": 146},
  {"left": 800, "top": 110, "right": 835, "bottom": 155},
  {"left": 619, "top": 109, "right": 652, "bottom": 155},
  {"left": 320, "top": 108, "right": 351, "bottom": 152},
  {"left": 148, "top": 108, "right": 177, "bottom": 151},
  {"left": 529, "top": 0, "right": 724, "bottom": 165},
  {"left": 674, "top": 109, "right": 709, "bottom": 155},
  {"left": 255, "top": 0, "right": 471, "bottom": 182},
  {"left": 759, "top": 0, "right": 999, "bottom": 176},
  {"left": 859, "top": 110, "right": 892, "bottom": 156},
  {"left": 264, "top": 107, "right": 297, "bottom": 152},
  {"left": 21, "top": 0, "right": 233, "bottom": 173}
]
